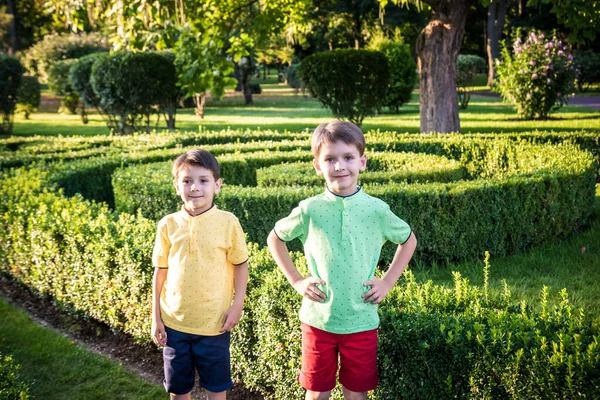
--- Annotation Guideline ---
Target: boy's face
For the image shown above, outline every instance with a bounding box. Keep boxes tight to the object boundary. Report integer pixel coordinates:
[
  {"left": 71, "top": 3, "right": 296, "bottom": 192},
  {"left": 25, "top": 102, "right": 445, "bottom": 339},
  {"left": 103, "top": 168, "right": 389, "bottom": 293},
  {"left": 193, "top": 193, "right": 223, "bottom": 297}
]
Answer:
[
  {"left": 174, "top": 165, "right": 222, "bottom": 216},
  {"left": 314, "top": 140, "right": 366, "bottom": 197}
]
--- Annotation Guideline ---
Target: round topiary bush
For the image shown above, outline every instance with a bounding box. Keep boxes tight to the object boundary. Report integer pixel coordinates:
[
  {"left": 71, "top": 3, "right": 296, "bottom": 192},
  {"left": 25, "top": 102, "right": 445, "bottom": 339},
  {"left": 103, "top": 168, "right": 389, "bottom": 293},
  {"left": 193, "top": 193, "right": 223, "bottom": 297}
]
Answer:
[
  {"left": 299, "top": 49, "right": 390, "bottom": 126},
  {"left": 0, "top": 54, "right": 23, "bottom": 136}
]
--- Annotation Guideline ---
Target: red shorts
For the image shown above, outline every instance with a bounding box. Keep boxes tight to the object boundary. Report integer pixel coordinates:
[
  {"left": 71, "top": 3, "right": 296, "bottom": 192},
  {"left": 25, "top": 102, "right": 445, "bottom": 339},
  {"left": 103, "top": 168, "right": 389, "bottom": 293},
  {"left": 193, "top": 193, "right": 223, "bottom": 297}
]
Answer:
[{"left": 299, "top": 323, "right": 378, "bottom": 393}]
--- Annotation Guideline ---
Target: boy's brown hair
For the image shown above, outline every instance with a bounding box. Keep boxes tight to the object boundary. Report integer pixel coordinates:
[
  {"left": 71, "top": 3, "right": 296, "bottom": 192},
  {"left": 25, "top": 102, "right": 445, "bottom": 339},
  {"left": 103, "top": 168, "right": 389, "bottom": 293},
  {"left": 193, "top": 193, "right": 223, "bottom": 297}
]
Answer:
[
  {"left": 311, "top": 120, "right": 366, "bottom": 157},
  {"left": 172, "top": 148, "right": 221, "bottom": 180}
]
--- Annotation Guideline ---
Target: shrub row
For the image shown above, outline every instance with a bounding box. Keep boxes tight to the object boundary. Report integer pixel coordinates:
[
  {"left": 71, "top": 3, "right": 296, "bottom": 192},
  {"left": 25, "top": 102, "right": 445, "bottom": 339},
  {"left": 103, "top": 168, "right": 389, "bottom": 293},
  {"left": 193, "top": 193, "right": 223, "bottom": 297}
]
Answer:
[
  {"left": 256, "top": 152, "right": 465, "bottom": 187},
  {"left": 111, "top": 137, "right": 595, "bottom": 263},
  {"left": 1, "top": 168, "right": 598, "bottom": 398}
]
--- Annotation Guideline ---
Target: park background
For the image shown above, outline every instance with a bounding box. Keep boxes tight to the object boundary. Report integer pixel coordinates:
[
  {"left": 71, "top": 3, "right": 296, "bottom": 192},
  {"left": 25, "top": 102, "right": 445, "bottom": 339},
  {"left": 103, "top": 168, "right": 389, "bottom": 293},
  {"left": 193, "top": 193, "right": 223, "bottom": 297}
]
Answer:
[{"left": 1, "top": 1, "right": 599, "bottom": 399}]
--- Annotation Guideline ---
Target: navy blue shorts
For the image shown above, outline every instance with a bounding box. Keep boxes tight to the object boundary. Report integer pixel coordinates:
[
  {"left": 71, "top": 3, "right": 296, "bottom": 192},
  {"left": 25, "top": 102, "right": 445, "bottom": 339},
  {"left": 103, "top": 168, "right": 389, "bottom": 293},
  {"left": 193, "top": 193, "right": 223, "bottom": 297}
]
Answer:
[{"left": 163, "top": 326, "right": 232, "bottom": 394}]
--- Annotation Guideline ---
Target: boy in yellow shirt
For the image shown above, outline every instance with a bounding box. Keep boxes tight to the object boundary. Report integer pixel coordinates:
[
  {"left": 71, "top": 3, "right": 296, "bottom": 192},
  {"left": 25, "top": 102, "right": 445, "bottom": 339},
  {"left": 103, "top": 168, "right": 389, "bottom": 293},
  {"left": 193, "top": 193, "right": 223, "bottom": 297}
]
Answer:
[{"left": 151, "top": 149, "right": 249, "bottom": 400}]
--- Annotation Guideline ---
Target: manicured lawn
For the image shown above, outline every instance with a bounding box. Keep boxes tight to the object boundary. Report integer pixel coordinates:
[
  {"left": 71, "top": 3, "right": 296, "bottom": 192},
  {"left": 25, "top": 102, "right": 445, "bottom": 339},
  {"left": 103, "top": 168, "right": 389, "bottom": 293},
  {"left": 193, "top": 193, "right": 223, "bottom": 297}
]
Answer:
[
  {"left": 12, "top": 83, "right": 599, "bottom": 136},
  {"left": 0, "top": 297, "right": 167, "bottom": 399}
]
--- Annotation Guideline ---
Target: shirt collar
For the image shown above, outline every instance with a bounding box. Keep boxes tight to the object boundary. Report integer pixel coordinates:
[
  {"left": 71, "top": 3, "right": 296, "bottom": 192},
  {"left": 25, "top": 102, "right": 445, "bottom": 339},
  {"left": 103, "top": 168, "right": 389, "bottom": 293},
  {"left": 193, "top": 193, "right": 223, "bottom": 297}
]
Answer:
[
  {"left": 324, "top": 185, "right": 363, "bottom": 202},
  {"left": 179, "top": 204, "right": 217, "bottom": 221}
]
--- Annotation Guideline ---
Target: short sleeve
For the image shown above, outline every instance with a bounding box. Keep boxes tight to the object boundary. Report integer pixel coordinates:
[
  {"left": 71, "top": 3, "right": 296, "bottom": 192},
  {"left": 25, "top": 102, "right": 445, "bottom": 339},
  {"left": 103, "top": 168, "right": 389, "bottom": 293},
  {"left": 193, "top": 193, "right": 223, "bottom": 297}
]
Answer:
[
  {"left": 383, "top": 207, "right": 411, "bottom": 245},
  {"left": 227, "top": 218, "right": 249, "bottom": 265},
  {"left": 274, "top": 205, "right": 306, "bottom": 242},
  {"left": 152, "top": 219, "right": 171, "bottom": 268}
]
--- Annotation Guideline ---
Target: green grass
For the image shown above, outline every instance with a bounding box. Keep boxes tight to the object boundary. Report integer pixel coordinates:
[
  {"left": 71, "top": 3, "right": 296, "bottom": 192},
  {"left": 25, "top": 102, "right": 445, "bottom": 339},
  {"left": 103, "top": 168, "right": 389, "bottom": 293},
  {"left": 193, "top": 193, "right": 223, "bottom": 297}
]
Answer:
[
  {"left": 0, "top": 298, "right": 167, "bottom": 400},
  {"left": 410, "top": 184, "right": 600, "bottom": 322},
  {"left": 12, "top": 83, "right": 599, "bottom": 136}
]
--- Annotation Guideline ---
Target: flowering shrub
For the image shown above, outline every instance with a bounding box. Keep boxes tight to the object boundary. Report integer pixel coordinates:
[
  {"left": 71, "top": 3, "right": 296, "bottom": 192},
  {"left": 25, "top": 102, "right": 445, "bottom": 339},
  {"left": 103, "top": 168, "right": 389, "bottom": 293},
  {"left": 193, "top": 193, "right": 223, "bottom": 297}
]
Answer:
[{"left": 495, "top": 31, "right": 575, "bottom": 119}]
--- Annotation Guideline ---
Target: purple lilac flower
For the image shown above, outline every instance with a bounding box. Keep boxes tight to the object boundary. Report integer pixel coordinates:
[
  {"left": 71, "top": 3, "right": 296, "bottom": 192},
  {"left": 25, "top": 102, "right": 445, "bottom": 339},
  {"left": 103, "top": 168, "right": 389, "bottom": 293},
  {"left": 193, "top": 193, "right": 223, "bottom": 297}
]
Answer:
[
  {"left": 547, "top": 78, "right": 552, "bottom": 83},
  {"left": 568, "top": 54, "right": 573, "bottom": 60},
  {"left": 540, "top": 33, "right": 545, "bottom": 39},
  {"left": 530, "top": 60, "right": 536, "bottom": 65},
  {"left": 558, "top": 50, "right": 564, "bottom": 56},
  {"left": 526, "top": 93, "right": 531, "bottom": 98},
  {"left": 519, "top": 69, "right": 524, "bottom": 73},
  {"left": 532, "top": 73, "right": 538, "bottom": 78}
]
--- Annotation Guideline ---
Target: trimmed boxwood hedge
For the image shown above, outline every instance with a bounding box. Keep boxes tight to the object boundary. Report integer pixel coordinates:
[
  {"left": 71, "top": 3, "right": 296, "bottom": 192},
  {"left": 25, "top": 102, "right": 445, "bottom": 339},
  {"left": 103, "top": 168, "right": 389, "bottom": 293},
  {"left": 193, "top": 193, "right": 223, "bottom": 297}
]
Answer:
[
  {"left": 1, "top": 129, "right": 599, "bottom": 399},
  {"left": 110, "top": 137, "right": 595, "bottom": 263},
  {"left": 1, "top": 167, "right": 598, "bottom": 398},
  {"left": 256, "top": 152, "right": 465, "bottom": 187}
]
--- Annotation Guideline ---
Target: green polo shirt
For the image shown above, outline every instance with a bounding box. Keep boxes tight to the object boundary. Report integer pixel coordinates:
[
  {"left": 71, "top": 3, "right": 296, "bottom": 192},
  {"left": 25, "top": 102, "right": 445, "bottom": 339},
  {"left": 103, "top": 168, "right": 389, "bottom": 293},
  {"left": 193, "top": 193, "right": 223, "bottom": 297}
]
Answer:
[{"left": 274, "top": 187, "right": 411, "bottom": 334}]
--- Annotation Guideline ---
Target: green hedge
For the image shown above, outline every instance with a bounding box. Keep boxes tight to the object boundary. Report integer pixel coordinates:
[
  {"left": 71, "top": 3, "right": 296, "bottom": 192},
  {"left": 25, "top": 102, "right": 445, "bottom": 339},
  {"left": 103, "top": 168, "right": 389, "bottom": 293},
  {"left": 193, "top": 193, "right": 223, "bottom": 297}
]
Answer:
[
  {"left": 1, "top": 167, "right": 598, "bottom": 398},
  {"left": 1, "top": 132, "right": 599, "bottom": 398},
  {"left": 256, "top": 152, "right": 465, "bottom": 187},
  {"left": 111, "top": 137, "right": 595, "bottom": 263}
]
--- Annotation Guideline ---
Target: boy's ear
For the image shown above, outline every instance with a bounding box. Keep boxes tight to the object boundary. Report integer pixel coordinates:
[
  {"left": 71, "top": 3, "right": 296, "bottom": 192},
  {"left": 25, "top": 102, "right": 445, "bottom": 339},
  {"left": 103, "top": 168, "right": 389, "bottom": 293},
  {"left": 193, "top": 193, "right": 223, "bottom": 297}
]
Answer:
[
  {"left": 214, "top": 178, "right": 223, "bottom": 194},
  {"left": 360, "top": 153, "right": 367, "bottom": 172},
  {"left": 313, "top": 158, "right": 323, "bottom": 176}
]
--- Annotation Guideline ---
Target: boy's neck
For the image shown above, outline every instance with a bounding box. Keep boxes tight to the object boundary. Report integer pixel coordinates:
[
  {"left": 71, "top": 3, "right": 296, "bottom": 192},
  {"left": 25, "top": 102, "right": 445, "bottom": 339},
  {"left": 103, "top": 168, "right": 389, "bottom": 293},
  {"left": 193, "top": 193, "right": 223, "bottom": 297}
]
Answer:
[
  {"left": 184, "top": 204, "right": 214, "bottom": 216},
  {"left": 326, "top": 186, "right": 361, "bottom": 198}
]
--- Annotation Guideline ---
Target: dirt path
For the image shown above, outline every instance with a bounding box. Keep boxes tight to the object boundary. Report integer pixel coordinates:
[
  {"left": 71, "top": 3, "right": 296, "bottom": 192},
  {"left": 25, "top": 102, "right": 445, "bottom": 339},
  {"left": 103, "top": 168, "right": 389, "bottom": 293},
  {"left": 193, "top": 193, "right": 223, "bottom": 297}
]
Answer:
[{"left": 0, "top": 276, "right": 263, "bottom": 400}]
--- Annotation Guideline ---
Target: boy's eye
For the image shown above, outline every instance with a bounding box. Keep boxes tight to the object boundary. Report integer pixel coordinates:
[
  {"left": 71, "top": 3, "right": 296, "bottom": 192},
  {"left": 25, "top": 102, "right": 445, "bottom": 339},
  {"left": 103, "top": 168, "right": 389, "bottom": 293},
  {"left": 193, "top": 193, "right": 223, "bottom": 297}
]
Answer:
[
  {"left": 345, "top": 156, "right": 354, "bottom": 160},
  {"left": 201, "top": 179, "right": 208, "bottom": 183},
  {"left": 325, "top": 158, "right": 334, "bottom": 162}
]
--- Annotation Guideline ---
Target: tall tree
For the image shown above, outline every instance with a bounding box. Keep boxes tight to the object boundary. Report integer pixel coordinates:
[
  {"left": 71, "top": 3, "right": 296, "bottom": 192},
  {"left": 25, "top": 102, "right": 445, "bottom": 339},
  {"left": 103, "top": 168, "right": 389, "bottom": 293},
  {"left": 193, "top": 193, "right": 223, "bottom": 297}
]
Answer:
[
  {"left": 384, "top": 0, "right": 472, "bottom": 133},
  {"left": 486, "top": 0, "right": 507, "bottom": 86}
]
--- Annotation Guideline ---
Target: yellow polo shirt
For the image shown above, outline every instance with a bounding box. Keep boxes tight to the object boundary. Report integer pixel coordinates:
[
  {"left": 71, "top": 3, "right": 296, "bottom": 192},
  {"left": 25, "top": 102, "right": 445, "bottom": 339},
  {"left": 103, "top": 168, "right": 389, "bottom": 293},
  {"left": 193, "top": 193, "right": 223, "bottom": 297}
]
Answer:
[{"left": 152, "top": 205, "right": 248, "bottom": 335}]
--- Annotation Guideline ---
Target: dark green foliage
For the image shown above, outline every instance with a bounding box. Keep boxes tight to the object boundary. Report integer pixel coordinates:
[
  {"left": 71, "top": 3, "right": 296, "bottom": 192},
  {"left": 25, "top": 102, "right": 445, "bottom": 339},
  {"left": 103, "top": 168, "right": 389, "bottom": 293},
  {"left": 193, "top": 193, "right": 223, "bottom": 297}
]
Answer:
[
  {"left": 0, "top": 55, "right": 23, "bottom": 136},
  {"left": 376, "top": 267, "right": 600, "bottom": 399},
  {"left": 90, "top": 51, "right": 179, "bottom": 133},
  {"left": 574, "top": 49, "right": 600, "bottom": 92},
  {"left": 0, "top": 353, "right": 31, "bottom": 399},
  {"left": 299, "top": 49, "right": 390, "bottom": 125},
  {"left": 16, "top": 76, "right": 41, "bottom": 119},
  {"left": 0, "top": 130, "right": 599, "bottom": 399},
  {"left": 109, "top": 135, "right": 596, "bottom": 263},
  {"left": 21, "top": 32, "right": 109, "bottom": 83},
  {"left": 249, "top": 82, "right": 262, "bottom": 94},
  {"left": 69, "top": 53, "right": 107, "bottom": 109},
  {"left": 457, "top": 54, "right": 486, "bottom": 109},
  {"left": 370, "top": 40, "right": 417, "bottom": 112},
  {"left": 286, "top": 63, "right": 303, "bottom": 91},
  {"left": 47, "top": 59, "right": 80, "bottom": 114}
]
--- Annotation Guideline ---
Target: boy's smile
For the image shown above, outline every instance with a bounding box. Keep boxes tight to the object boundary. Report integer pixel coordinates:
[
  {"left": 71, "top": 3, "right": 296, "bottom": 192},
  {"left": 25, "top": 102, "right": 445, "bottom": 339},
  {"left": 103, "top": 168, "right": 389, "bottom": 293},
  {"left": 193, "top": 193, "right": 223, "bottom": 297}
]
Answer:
[
  {"left": 314, "top": 141, "right": 366, "bottom": 197},
  {"left": 174, "top": 166, "right": 222, "bottom": 216}
]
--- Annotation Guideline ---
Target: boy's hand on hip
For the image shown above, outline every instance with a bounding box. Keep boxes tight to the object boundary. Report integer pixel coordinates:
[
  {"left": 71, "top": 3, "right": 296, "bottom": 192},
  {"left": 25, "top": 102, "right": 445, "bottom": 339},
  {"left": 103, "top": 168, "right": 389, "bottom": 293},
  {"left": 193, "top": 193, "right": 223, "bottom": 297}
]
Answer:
[
  {"left": 293, "top": 276, "right": 326, "bottom": 302},
  {"left": 152, "top": 319, "right": 167, "bottom": 347},
  {"left": 221, "top": 302, "right": 243, "bottom": 332},
  {"left": 362, "top": 278, "right": 393, "bottom": 304}
]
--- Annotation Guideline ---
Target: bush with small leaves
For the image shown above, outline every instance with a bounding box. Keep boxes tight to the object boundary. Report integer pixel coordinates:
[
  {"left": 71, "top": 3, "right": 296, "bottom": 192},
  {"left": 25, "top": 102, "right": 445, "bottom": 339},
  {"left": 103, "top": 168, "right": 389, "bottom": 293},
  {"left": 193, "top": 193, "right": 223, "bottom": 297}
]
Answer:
[
  {"left": 21, "top": 32, "right": 109, "bottom": 83},
  {"left": 299, "top": 49, "right": 389, "bottom": 126},
  {"left": 0, "top": 54, "right": 23, "bottom": 136},
  {"left": 456, "top": 54, "right": 485, "bottom": 109},
  {"left": 495, "top": 31, "right": 575, "bottom": 119},
  {"left": 16, "top": 76, "right": 41, "bottom": 119}
]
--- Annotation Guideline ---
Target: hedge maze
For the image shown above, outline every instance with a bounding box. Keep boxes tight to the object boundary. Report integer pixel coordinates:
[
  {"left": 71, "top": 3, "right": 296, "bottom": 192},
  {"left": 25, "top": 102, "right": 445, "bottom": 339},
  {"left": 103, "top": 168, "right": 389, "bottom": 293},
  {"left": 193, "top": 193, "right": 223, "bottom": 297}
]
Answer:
[{"left": 1, "top": 130, "right": 599, "bottom": 398}]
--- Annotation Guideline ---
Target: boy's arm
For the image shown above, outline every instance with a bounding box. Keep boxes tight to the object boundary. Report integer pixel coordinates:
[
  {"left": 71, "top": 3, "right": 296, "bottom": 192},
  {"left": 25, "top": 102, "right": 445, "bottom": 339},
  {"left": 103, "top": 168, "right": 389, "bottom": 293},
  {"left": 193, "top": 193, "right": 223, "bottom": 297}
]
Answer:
[
  {"left": 267, "top": 230, "right": 326, "bottom": 302},
  {"left": 221, "top": 261, "right": 249, "bottom": 332},
  {"left": 362, "top": 232, "right": 417, "bottom": 304},
  {"left": 151, "top": 267, "right": 168, "bottom": 346}
]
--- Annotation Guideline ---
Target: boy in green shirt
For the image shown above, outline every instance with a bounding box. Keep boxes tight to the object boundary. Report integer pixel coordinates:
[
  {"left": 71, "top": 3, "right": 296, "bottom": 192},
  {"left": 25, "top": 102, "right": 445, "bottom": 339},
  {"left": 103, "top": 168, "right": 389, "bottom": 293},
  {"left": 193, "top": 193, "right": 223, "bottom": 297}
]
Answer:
[{"left": 267, "top": 121, "right": 417, "bottom": 400}]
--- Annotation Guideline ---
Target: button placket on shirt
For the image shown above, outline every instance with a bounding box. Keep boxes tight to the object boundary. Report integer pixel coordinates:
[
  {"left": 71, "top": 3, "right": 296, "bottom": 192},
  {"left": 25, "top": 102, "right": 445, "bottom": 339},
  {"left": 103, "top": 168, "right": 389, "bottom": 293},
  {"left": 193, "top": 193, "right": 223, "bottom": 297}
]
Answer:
[{"left": 341, "top": 199, "right": 350, "bottom": 242}]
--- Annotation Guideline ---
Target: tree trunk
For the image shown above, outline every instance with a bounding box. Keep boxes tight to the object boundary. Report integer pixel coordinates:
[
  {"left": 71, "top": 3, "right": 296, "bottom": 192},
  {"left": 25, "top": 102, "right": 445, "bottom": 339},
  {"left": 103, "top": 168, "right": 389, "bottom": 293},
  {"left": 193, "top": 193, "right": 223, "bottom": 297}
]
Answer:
[
  {"left": 194, "top": 93, "right": 205, "bottom": 119},
  {"left": 417, "top": 1, "right": 471, "bottom": 133},
  {"left": 486, "top": 0, "right": 507, "bottom": 87},
  {"left": 241, "top": 58, "right": 254, "bottom": 105},
  {"left": 7, "top": 0, "right": 19, "bottom": 55}
]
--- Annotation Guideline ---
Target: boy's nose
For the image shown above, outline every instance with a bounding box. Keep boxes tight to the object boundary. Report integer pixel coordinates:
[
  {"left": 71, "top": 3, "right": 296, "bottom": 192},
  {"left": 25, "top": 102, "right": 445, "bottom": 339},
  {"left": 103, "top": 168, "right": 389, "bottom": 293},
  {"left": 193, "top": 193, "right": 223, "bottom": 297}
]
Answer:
[{"left": 334, "top": 161, "right": 343, "bottom": 171}]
